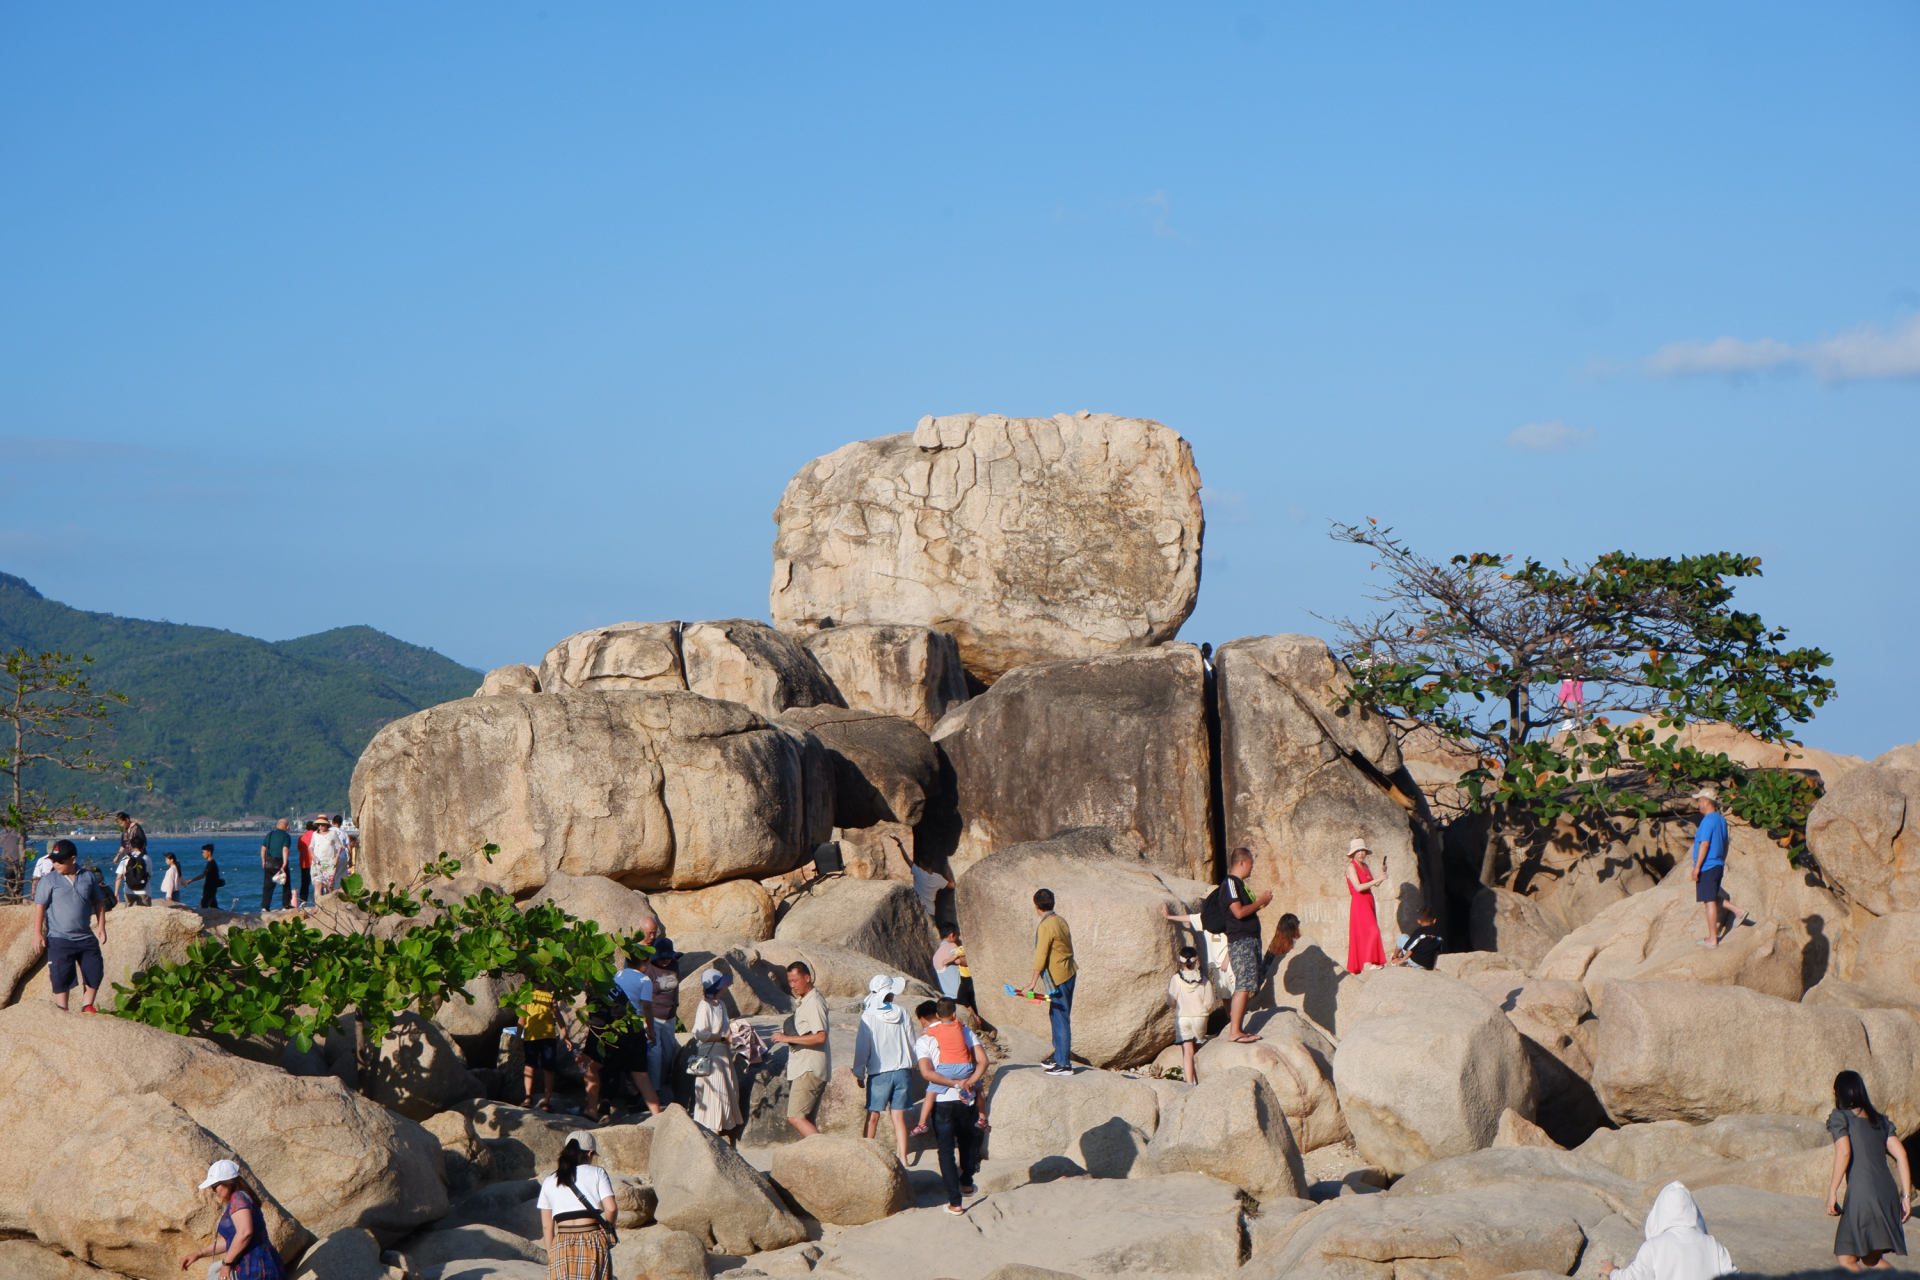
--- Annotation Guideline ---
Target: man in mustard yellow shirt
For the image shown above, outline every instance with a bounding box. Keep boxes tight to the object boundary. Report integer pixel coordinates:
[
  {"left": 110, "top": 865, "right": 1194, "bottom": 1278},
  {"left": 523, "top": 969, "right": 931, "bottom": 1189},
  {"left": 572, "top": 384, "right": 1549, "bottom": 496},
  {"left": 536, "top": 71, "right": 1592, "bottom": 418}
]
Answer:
[{"left": 1026, "top": 888, "right": 1077, "bottom": 1076}]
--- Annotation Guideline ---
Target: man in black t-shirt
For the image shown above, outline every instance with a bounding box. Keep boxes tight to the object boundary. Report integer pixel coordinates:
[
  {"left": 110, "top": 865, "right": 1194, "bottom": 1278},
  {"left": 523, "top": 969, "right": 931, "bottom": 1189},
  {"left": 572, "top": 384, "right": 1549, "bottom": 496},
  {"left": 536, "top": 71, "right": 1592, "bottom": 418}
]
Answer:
[
  {"left": 185, "top": 843, "right": 223, "bottom": 910},
  {"left": 1218, "top": 847, "right": 1271, "bottom": 1044}
]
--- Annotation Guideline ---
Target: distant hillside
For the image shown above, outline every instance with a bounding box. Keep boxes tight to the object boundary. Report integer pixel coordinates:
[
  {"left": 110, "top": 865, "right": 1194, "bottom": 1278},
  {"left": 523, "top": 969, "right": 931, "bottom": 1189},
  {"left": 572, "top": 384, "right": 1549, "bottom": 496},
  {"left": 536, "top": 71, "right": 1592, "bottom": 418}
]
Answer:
[{"left": 0, "top": 572, "right": 479, "bottom": 820}]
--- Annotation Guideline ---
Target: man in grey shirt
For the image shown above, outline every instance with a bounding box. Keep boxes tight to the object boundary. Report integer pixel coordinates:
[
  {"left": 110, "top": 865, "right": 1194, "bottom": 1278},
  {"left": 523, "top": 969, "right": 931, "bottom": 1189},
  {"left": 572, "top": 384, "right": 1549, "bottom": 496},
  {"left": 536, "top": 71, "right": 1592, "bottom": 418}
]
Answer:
[{"left": 32, "top": 840, "right": 111, "bottom": 1012}]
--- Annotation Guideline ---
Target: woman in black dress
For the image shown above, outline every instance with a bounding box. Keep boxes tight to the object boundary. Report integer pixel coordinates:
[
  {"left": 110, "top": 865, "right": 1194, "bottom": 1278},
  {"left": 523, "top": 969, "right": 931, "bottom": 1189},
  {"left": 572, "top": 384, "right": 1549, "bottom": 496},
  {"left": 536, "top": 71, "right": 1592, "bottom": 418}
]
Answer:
[{"left": 1826, "top": 1070, "right": 1913, "bottom": 1271}]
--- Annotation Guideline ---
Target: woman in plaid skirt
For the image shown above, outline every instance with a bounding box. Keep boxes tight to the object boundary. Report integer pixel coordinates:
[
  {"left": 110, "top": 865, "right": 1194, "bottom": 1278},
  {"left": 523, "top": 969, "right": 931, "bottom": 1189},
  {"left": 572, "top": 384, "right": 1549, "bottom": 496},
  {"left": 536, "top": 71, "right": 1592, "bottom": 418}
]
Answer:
[{"left": 538, "top": 1130, "right": 617, "bottom": 1280}]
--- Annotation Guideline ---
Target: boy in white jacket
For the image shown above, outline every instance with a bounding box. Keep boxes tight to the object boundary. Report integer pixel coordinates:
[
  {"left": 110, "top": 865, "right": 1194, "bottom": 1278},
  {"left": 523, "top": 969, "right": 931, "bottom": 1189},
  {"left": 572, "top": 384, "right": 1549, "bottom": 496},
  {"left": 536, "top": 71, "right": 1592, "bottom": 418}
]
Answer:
[{"left": 852, "top": 974, "right": 918, "bottom": 1164}]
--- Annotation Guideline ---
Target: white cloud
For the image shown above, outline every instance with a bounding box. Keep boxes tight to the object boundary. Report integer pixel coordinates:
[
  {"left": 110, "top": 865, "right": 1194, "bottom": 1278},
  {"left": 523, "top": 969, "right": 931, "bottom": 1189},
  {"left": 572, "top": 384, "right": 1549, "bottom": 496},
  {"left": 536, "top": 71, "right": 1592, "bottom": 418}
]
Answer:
[
  {"left": 1505, "top": 420, "right": 1593, "bottom": 451},
  {"left": 1644, "top": 314, "right": 1920, "bottom": 384}
]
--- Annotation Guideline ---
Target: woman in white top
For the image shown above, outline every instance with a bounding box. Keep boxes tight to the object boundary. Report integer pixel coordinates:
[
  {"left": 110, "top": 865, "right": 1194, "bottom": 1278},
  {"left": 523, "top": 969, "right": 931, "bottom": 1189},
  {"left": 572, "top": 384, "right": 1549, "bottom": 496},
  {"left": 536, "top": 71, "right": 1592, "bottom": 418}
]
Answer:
[
  {"left": 160, "top": 852, "right": 183, "bottom": 902},
  {"left": 691, "top": 969, "right": 741, "bottom": 1137},
  {"left": 538, "top": 1130, "right": 616, "bottom": 1280}
]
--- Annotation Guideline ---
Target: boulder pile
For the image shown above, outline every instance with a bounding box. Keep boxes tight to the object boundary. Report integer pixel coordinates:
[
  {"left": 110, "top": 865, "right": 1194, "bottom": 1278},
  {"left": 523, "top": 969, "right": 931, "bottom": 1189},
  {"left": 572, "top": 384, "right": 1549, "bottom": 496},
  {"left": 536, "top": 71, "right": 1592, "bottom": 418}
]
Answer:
[{"left": 4, "top": 411, "right": 1910, "bottom": 1280}]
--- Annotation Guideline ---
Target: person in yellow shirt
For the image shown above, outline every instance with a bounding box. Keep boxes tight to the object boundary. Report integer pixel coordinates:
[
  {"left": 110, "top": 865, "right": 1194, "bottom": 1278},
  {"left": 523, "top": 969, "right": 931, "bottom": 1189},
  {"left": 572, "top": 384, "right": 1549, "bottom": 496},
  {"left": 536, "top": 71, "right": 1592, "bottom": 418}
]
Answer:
[
  {"left": 519, "top": 981, "right": 569, "bottom": 1112},
  {"left": 1025, "top": 889, "right": 1077, "bottom": 1076}
]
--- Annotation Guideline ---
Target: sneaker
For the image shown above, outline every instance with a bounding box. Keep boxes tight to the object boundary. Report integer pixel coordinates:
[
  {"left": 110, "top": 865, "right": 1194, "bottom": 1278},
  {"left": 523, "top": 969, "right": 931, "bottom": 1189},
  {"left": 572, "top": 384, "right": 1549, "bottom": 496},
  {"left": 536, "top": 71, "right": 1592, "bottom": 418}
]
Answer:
[
  {"left": 1695, "top": 940, "right": 1717, "bottom": 948},
  {"left": 945, "top": 1204, "right": 966, "bottom": 1215},
  {"left": 1044, "top": 1064, "right": 1074, "bottom": 1076}
]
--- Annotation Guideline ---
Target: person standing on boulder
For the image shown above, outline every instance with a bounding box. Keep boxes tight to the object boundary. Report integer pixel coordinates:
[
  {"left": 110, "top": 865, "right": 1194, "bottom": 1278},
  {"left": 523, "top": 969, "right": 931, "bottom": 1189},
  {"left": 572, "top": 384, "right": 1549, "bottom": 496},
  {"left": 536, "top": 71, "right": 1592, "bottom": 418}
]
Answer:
[
  {"left": 30, "top": 841, "right": 109, "bottom": 1012},
  {"left": 294, "top": 821, "right": 314, "bottom": 909},
  {"left": 690, "top": 970, "right": 742, "bottom": 1137},
  {"left": 113, "top": 811, "right": 146, "bottom": 904},
  {"left": 1690, "top": 789, "right": 1752, "bottom": 948},
  {"left": 853, "top": 974, "right": 918, "bottom": 1164},
  {"left": 1026, "top": 889, "right": 1078, "bottom": 1076},
  {"left": 308, "top": 815, "right": 342, "bottom": 897},
  {"left": 260, "top": 818, "right": 293, "bottom": 912},
  {"left": 1825, "top": 1069, "right": 1911, "bottom": 1271},
  {"left": 771, "top": 961, "right": 831, "bottom": 1137},
  {"left": 1218, "top": 847, "right": 1271, "bottom": 1042},
  {"left": 1345, "top": 839, "right": 1387, "bottom": 973}
]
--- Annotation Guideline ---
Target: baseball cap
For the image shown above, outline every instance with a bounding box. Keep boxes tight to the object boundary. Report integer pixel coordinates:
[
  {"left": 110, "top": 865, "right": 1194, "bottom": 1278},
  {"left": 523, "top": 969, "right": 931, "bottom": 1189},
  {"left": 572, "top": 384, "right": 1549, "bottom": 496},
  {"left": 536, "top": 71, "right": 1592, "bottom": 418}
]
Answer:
[
  {"left": 199, "top": 1159, "right": 241, "bottom": 1189},
  {"left": 566, "top": 1130, "right": 597, "bottom": 1153}
]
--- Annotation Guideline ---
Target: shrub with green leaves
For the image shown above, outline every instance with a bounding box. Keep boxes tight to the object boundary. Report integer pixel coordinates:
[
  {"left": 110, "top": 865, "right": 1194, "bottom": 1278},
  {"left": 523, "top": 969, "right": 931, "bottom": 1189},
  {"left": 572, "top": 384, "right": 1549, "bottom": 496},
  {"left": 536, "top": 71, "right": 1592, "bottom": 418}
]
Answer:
[{"left": 114, "top": 846, "right": 650, "bottom": 1088}]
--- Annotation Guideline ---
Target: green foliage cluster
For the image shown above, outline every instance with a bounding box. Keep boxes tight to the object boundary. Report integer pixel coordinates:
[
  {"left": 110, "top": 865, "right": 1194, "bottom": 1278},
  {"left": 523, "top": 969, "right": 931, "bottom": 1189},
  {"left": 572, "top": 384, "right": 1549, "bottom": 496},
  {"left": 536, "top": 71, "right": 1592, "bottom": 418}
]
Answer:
[
  {"left": 0, "top": 571, "right": 479, "bottom": 819},
  {"left": 113, "top": 847, "right": 647, "bottom": 1067},
  {"left": 1328, "top": 524, "right": 1836, "bottom": 856}
]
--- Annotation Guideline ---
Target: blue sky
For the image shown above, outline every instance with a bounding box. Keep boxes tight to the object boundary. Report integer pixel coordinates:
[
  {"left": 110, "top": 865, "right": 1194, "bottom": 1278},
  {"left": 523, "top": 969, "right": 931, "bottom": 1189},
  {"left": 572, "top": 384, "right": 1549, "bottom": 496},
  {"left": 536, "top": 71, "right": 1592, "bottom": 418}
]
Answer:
[{"left": 2, "top": 4, "right": 1915, "bottom": 757}]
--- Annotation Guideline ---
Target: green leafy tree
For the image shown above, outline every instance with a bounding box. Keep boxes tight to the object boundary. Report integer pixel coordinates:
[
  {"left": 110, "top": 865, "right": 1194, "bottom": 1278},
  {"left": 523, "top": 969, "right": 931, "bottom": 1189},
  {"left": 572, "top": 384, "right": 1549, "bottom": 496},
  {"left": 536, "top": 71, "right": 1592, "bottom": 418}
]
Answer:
[
  {"left": 1, "top": 648, "right": 149, "bottom": 896},
  {"left": 1323, "top": 522, "right": 1836, "bottom": 865},
  {"left": 113, "top": 846, "right": 648, "bottom": 1098}
]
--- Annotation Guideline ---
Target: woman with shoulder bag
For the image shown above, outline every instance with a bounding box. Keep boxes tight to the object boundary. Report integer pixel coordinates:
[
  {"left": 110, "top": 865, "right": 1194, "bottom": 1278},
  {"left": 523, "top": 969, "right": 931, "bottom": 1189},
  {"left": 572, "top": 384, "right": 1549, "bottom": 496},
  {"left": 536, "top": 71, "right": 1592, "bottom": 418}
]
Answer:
[
  {"left": 539, "top": 1130, "right": 617, "bottom": 1280},
  {"left": 690, "top": 969, "right": 742, "bottom": 1137}
]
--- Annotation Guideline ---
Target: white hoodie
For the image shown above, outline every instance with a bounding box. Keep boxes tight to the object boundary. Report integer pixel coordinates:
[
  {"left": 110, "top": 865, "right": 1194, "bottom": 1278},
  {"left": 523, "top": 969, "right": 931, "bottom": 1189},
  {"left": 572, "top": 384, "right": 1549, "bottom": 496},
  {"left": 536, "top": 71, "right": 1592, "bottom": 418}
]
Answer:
[
  {"left": 1611, "top": 1182, "right": 1737, "bottom": 1280},
  {"left": 853, "top": 996, "right": 917, "bottom": 1077}
]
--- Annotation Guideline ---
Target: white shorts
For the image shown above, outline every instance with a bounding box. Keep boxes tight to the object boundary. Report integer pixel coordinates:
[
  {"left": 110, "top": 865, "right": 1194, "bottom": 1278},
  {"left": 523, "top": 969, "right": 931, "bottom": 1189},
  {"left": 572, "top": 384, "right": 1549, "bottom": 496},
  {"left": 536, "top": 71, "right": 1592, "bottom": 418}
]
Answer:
[{"left": 1176, "top": 1015, "right": 1208, "bottom": 1045}]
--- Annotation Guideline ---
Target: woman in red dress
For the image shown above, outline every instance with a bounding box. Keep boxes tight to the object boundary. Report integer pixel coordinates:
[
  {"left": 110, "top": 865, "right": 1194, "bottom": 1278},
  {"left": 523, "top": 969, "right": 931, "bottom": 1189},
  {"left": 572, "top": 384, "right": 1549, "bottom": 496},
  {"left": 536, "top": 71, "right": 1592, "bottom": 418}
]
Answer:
[{"left": 1346, "top": 837, "right": 1387, "bottom": 973}]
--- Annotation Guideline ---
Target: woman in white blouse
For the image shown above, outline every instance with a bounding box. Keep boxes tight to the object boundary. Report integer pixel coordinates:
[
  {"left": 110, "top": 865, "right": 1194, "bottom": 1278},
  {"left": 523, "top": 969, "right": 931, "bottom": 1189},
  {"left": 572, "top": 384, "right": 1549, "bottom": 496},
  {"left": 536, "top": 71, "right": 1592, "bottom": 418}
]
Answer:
[
  {"left": 160, "top": 852, "right": 183, "bottom": 902},
  {"left": 538, "top": 1130, "right": 617, "bottom": 1280},
  {"left": 691, "top": 969, "right": 742, "bottom": 1137}
]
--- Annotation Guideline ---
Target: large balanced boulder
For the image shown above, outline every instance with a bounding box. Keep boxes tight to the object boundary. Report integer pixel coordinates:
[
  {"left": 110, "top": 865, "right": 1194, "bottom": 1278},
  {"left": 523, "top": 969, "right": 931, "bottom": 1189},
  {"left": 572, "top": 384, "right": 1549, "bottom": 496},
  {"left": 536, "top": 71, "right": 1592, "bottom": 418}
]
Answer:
[
  {"left": 955, "top": 827, "right": 1213, "bottom": 1068},
  {"left": 476, "top": 663, "right": 541, "bottom": 696},
  {"left": 769, "top": 412, "right": 1205, "bottom": 685},
  {"left": 932, "top": 645, "right": 1214, "bottom": 882},
  {"left": 26, "top": 1092, "right": 312, "bottom": 1280},
  {"left": 770, "top": 1134, "right": 910, "bottom": 1225},
  {"left": 1214, "top": 634, "right": 1430, "bottom": 958},
  {"left": 776, "top": 705, "right": 941, "bottom": 828},
  {"left": 350, "top": 690, "right": 831, "bottom": 893},
  {"left": 1807, "top": 741, "right": 1920, "bottom": 916},
  {"left": 1145, "top": 1066, "right": 1308, "bottom": 1198},
  {"left": 1592, "top": 980, "right": 1920, "bottom": 1131},
  {"left": 773, "top": 877, "right": 938, "bottom": 984},
  {"left": 1331, "top": 968, "right": 1538, "bottom": 1176},
  {"left": 0, "top": 1005, "right": 445, "bottom": 1242},
  {"left": 647, "top": 1105, "right": 807, "bottom": 1253},
  {"left": 801, "top": 623, "right": 970, "bottom": 731}
]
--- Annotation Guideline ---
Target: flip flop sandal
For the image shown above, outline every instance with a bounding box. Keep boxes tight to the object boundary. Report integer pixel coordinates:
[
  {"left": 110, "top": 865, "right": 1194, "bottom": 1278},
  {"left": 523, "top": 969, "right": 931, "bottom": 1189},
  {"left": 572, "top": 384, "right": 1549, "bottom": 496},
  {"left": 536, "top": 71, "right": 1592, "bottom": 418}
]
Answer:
[
  {"left": 974, "top": 1117, "right": 991, "bottom": 1131},
  {"left": 910, "top": 1122, "right": 931, "bottom": 1136}
]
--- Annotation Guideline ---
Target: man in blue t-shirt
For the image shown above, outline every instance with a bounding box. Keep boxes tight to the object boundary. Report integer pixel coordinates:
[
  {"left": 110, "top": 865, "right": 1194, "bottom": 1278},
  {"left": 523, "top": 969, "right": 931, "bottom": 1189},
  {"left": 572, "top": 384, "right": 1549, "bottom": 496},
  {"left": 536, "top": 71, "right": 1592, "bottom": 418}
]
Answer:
[{"left": 1691, "top": 788, "right": 1752, "bottom": 948}]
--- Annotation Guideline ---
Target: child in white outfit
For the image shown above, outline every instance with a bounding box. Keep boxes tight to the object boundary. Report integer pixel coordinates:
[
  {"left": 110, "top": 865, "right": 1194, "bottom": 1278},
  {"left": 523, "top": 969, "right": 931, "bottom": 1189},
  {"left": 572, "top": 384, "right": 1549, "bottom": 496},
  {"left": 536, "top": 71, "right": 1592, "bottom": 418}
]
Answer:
[{"left": 1167, "top": 946, "right": 1217, "bottom": 1085}]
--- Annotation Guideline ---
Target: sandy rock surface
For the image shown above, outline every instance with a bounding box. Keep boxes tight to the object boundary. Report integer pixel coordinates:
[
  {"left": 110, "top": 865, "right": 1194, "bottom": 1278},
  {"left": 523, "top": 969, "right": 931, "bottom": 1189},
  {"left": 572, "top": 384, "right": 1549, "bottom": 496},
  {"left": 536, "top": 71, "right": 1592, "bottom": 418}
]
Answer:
[
  {"left": 774, "top": 876, "right": 938, "bottom": 985},
  {"left": 1332, "top": 968, "right": 1538, "bottom": 1176},
  {"left": 1146, "top": 1065, "right": 1309, "bottom": 1198},
  {"left": 1806, "top": 740, "right": 1920, "bottom": 915},
  {"left": 1592, "top": 979, "right": 1920, "bottom": 1131},
  {"left": 648, "top": 1105, "right": 808, "bottom": 1253},
  {"left": 770, "top": 1134, "right": 911, "bottom": 1225},
  {"left": 0, "top": 1005, "right": 445, "bottom": 1242}
]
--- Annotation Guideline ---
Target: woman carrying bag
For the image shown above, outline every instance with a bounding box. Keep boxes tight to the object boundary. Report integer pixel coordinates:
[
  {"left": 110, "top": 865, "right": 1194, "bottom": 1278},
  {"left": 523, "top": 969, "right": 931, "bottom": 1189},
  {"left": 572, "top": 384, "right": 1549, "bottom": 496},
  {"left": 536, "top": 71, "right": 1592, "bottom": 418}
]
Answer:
[
  {"left": 538, "top": 1130, "right": 617, "bottom": 1280},
  {"left": 690, "top": 969, "right": 742, "bottom": 1137}
]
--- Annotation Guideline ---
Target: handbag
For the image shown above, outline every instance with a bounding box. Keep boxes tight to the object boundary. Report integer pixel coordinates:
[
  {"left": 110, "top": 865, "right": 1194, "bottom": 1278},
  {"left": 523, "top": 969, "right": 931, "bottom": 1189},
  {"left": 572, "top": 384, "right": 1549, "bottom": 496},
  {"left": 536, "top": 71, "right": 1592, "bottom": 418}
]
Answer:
[
  {"left": 272, "top": 869, "right": 287, "bottom": 885},
  {"left": 686, "top": 1044, "right": 719, "bottom": 1077}
]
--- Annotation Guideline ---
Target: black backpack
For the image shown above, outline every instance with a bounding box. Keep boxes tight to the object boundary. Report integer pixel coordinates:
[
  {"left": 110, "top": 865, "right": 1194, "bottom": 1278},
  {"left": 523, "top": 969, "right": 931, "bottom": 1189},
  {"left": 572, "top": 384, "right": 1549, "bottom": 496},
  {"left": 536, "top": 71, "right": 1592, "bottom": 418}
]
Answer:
[
  {"left": 585, "top": 980, "right": 631, "bottom": 1032},
  {"left": 1199, "top": 880, "right": 1235, "bottom": 935},
  {"left": 124, "top": 854, "right": 150, "bottom": 892}
]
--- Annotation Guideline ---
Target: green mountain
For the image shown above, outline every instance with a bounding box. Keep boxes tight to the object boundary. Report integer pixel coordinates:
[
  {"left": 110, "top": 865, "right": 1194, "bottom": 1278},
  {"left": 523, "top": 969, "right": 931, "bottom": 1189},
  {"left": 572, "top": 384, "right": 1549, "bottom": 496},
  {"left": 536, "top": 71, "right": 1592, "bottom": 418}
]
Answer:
[{"left": 0, "top": 572, "right": 480, "bottom": 821}]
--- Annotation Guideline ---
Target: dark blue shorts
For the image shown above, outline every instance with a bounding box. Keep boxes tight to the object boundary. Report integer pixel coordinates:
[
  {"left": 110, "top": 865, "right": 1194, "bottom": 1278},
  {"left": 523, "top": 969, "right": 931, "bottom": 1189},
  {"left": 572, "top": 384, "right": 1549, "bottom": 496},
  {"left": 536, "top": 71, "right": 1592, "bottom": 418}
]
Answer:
[
  {"left": 1696, "top": 864, "right": 1725, "bottom": 903},
  {"left": 524, "top": 1037, "right": 561, "bottom": 1072},
  {"left": 47, "top": 933, "right": 104, "bottom": 995}
]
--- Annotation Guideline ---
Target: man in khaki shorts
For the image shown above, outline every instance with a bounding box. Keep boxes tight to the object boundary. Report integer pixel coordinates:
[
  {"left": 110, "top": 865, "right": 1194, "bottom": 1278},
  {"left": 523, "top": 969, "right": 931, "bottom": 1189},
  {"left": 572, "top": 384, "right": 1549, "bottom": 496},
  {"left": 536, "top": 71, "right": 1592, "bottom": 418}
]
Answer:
[{"left": 771, "top": 961, "right": 830, "bottom": 1135}]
